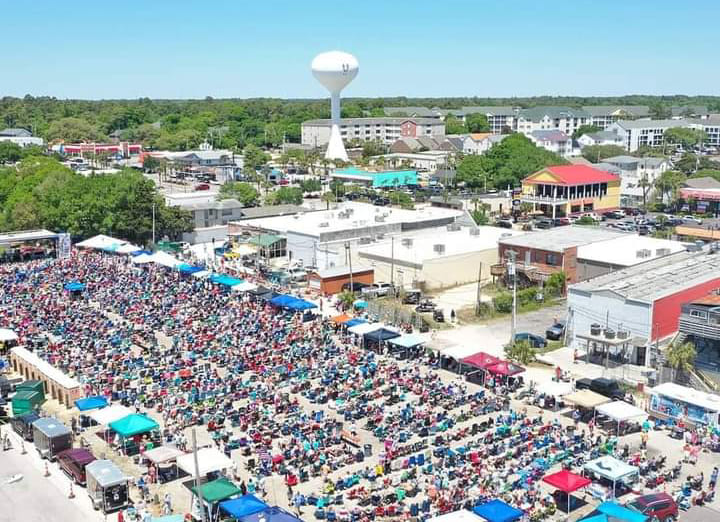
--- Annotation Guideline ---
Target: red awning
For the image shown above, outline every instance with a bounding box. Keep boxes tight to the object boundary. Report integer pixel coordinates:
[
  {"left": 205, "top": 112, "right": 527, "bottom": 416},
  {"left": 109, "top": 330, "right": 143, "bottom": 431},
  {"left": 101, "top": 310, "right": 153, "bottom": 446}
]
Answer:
[
  {"left": 542, "top": 470, "right": 591, "bottom": 493},
  {"left": 485, "top": 360, "right": 525, "bottom": 376},
  {"left": 461, "top": 352, "right": 501, "bottom": 370}
]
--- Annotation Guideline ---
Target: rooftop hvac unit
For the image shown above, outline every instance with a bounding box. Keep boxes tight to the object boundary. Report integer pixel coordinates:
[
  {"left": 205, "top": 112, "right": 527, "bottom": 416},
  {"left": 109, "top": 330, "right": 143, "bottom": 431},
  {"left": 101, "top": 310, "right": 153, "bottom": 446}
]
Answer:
[
  {"left": 446, "top": 223, "right": 461, "bottom": 232},
  {"left": 590, "top": 323, "right": 602, "bottom": 336},
  {"left": 433, "top": 244, "right": 446, "bottom": 255},
  {"left": 604, "top": 328, "right": 616, "bottom": 339},
  {"left": 617, "top": 330, "right": 629, "bottom": 340},
  {"left": 655, "top": 248, "right": 670, "bottom": 256},
  {"left": 374, "top": 215, "right": 385, "bottom": 222},
  {"left": 358, "top": 237, "right": 373, "bottom": 245},
  {"left": 402, "top": 238, "right": 413, "bottom": 247},
  {"left": 319, "top": 222, "right": 330, "bottom": 228},
  {"left": 636, "top": 249, "right": 651, "bottom": 258},
  {"left": 376, "top": 233, "right": 385, "bottom": 240},
  {"left": 469, "top": 228, "right": 480, "bottom": 236}
]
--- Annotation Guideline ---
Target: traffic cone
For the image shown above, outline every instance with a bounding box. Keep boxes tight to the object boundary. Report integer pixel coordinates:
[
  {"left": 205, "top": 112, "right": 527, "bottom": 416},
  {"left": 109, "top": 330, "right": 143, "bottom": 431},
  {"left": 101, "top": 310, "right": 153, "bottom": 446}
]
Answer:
[
  {"left": 21, "top": 441, "right": 26, "bottom": 455},
  {"left": 44, "top": 461, "right": 50, "bottom": 477},
  {"left": 69, "top": 482, "right": 75, "bottom": 499}
]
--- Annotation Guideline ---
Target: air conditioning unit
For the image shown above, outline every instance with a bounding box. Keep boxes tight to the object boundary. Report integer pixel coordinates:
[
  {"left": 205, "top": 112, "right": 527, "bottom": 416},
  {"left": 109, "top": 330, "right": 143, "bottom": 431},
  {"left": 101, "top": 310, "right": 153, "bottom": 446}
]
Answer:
[
  {"left": 402, "top": 238, "right": 413, "bottom": 247},
  {"left": 376, "top": 233, "right": 385, "bottom": 240},
  {"left": 655, "top": 248, "right": 670, "bottom": 256},
  {"left": 358, "top": 237, "right": 373, "bottom": 245},
  {"left": 469, "top": 228, "right": 480, "bottom": 236},
  {"left": 374, "top": 215, "right": 385, "bottom": 222},
  {"left": 319, "top": 222, "right": 330, "bottom": 228},
  {"left": 433, "top": 244, "right": 446, "bottom": 255},
  {"left": 446, "top": 223, "right": 461, "bottom": 231},
  {"left": 617, "top": 330, "right": 629, "bottom": 340},
  {"left": 636, "top": 249, "right": 651, "bottom": 258}
]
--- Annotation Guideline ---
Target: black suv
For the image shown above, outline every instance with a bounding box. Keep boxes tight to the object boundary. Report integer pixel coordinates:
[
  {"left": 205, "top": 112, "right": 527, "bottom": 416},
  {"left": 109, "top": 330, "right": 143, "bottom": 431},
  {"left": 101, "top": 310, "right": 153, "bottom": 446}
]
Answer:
[{"left": 575, "top": 377, "right": 624, "bottom": 400}]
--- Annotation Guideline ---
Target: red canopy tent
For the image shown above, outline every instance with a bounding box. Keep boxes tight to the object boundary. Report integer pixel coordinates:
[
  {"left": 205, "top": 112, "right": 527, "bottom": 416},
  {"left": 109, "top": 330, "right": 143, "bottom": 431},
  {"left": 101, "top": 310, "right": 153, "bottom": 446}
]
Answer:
[
  {"left": 461, "top": 352, "right": 501, "bottom": 370},
  {"left": 542, "top": 470, "right": 591, "bottom": 513},
  {"left": 486, "top": 360, "right": 525, "bottom": 377}
]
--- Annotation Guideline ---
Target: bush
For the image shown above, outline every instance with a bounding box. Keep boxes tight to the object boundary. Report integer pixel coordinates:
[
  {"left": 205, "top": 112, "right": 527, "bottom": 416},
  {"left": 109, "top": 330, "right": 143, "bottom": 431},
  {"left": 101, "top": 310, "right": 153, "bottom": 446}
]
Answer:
[
  {"left": 576, "top": 216, "right": 596, "bottom": 225},
  {"left": 518, "top": 287, "right": 540, "bottom": 307},
  {"left": 493, "top": 292, "right": 513, "bottom": 313}
]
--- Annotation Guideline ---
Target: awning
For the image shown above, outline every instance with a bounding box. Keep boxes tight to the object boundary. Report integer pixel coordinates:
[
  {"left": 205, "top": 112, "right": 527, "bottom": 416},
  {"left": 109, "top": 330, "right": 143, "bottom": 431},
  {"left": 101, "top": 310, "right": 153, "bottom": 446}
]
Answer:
[
  {"left": 90, "top": 404, "right": 133, "bottom": 425},
  {"left": 131, "top": 250, "right": 153, "bottom": 257},
  {"left": 177, "top": 447, "right": 234, "bottom": 477},
  {"left": 364, "top": 327, "right": 401, "bottom": 343},
  {"left": 0, "top": 328, "right": 18, "bottom": 342},
  {"left": 76, "top": 234, "right": 125, "bottom": 250},
  {"left": 331, "top": 313, "right": 352, "bottom": 324},
  {"left": 536, "top": 380, "right": 573, "bottom": 397},
  {"left": 462, "top": 352, "right": 501, "bottom": 370},
  {"left": 347, "top": 322, "right": 382, "bottom": 336},
  {"left": 148, "top": 251, "right": 181, "bottom": 268},
  {"left": 143, "top": 445, "right": 185, "bottom": 464},
  {"left": 595, "top": 401, "right": 647, "bottom": 422},
  {"left": 64, "top": 281, "right": 86, "bottom": 292},
  {"left": 580, "top": 501, "right": 647, "bottom": 522},
  {"left": 190, "top": 478, "right": 242, "bottom": 504},
  {"left": 109, "top": 414, "right": 159, "bottom": 438},
  {"left": 584, "top": 456, "right": 639, "bottom": 483},
  {"left": 269, "top": 294, "right": 296, "bottom": 307},
  {"left": 131, "top": 253, "right": 154, "bottom": 264},
  {"left": 116, "top": 243, "right": 142, "bottom": 255},
  {"left": 543, "top": 470, "right": 591, "bottom": 493},
  {"left": 353, "top": 299, "right": 368, "bottom": 309},
  {"left": 238, "top": 507, "right": 303, "bottom": 522},
  {"left": 248, "top": 285, "right": 271, "bottom": 296},
  {"left": 485, "top": 360, "right": 524, "bottom": 377},
  {"left": 286, "top": 298, "right": 317, "bottom": 311},
  {"left": 191, "top": 270, "right": 211, "bottom": 279},
  {"left": 473, "top": 499, "right": 523, "bottom": 522},
  {"left": 344, "top": 318, "right": 367, "bottom": 328},
  {"left": 74, "top": 396, "right": 108, "bottom": 411},
  {"left": 177, "top": 263, "right": 204, "bottom": 274},
  {"left": 387, "top": 333, "right": 425, "bottom": 349},
  {"left": 219, "top": 495, "right": 268, "bottom": 518},
  {"left": 231, "top": 281, "right": 258, "bottom": 293},
  {"left": 564, "top": 389, "right": 611, "bottom": 409},
  {"left": 210, "top": 274, "right": 243, "bottom": 287}
]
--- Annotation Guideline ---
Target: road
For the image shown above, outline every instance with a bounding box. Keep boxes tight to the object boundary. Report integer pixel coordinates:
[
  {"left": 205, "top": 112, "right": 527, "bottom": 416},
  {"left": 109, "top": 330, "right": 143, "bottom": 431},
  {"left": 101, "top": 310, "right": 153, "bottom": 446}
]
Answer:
[{"left": 0, "top": 428, "right": 101, "bottom": 522}]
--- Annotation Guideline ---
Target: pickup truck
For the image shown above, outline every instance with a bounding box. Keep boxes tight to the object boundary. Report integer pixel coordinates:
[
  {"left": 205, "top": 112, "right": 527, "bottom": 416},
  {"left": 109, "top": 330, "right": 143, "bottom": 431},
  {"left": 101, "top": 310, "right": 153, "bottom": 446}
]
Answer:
[{"left": 575, "top": 377, "right": 624, "bottom": 400}]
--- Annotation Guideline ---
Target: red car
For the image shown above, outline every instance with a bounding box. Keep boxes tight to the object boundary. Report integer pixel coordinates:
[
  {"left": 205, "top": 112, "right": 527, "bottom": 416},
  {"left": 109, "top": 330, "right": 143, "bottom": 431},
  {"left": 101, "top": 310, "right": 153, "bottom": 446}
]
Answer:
[
  {"left": 626, "top": 493, "right": 678, "bottom": 522},
  {"left": 194, "top": 183, "right": 210, "bottom": 191}
]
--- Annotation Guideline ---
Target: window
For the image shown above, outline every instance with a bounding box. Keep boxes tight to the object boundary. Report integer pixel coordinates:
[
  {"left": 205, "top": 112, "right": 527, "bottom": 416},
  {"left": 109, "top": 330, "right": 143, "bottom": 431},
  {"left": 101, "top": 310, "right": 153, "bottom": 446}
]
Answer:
[
  {"left": 690, "top": 310, "right": 708, "bottom": 319},
  {"left": 546, "top": 253, "right": 559, "bottom": 266}
]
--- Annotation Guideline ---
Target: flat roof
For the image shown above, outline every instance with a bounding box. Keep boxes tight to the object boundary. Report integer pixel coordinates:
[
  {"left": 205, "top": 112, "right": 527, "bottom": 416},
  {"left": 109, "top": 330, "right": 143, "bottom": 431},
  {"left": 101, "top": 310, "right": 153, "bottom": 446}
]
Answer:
[
  {"left": 0, "top": 229, "right": 59, "bottom": 245},
  {"left": 312, "top": 264, "right": 374, "bottom": 279},
  {"left": 359, "top": 226, "right": 524, "bottom": 266},
  {"left": 499, "top": 226, "right": 626, "bottom": 253},
  {"left": 577, "top": 235, "right": 686, "bottom": 267},
  {"left": 243, "top": 202, "right": 462, "bottom": 238},
  {"left": 650, "top": 382, "right": 720, "bottom": 413},
  {"left": 570, "top": 248, "right": 720, "bottom": 303}
]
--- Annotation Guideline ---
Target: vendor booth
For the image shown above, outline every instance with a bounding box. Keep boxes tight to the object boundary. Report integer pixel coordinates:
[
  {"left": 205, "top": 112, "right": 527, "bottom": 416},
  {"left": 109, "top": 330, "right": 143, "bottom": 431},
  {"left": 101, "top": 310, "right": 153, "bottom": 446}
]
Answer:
[
  {"left": 90, "top": 404, "right": 133, "bottom": 426},
  {"left": 584, "top": 456, "right": 639, "bottom": 498},
  {"left": 190, "top": 477, "right": 242, "bottom": 522},
  {"left": 237, "top": 507, "right": 303, "bottom": 522},
  {"left": 347, "top": 322, "right": 382, "bottom": 336},
  {"left": 564, "top": 389, "right": 611, "bottom": 410},
  {"left": 428, "top": 511, "right": 486, "bottom": 522},
  {"left": 595, "top": 401, "right": 647, "bottom": 436},
  {"left": 362, "top": 327, "right": 400, "bottom": 351},
  {"left": 439, "top": 345, "right": 482, "bottom": 372},
  {"left": 143, "top": 445, "right": 186, "bottom": 483},
  {"left": 219, "top": 494, "right": 268, "bottom": 519},
  {"left": 649, "top": 382, "right": 720, "bottom": 428},
  {"left": 580, "top": 501, "right": 647, "bottom": 522},
  {"left": 386, "top": 333, "right": 425, "bottom": 359},
  {"left": 461, "top": 352, "right": 501, "bottom": 384},
  {"left": 86, "top": 459, "right": 130, "bottom": 513},
  {"left": 108, "top": 414, "right": 159, "bottom": 455},
  {"left": 210, "top": 274, "right": 243, "bottom": 287},
  {"left": 543, "top": 469, "right": 591, "bottom": 514},
  {"left": 473, "top": 499, "right": 523, "bottom": 522},
  {"left": 75, "top": 396, "right": 108, "bottom": 412},
  {"left": 177, "top": 447, "right": 234, "bottom": 478}
]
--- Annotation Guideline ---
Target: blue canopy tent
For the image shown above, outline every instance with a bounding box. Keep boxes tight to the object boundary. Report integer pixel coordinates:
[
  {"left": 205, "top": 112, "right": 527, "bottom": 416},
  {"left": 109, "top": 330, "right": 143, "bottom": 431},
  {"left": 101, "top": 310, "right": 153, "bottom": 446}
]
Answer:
[
  {"left": 269, "top": 294, "right": 297, "bottom": 307},
  {"left": 75, "top": 396, "right": 108, "bottom": 411},
  {"left": 579, "top": 502, "right": 647, "bottom": 522},
  {"left": 219, "top": 495, "right": 269, "bottom": 519},
  {"left": 64, "top": 282, "right": 86, "bottom": 292},
  {"left": 239, "top": 507, "right": 303, "bottom": 522},
  {"left": 286, "top": 298, "right": 317, "bottom": 311},
  {"left": 473, "top": 499, "right": 524, "bottom": 522},
  {"left": 177, "top": 263, "right": 204, "bottom": 275},
  {"left": 131, "top": 250, "right": 153, "bottom": 256},
  {"left": 209, "top": 274, "right": 244, "bottom": 287},
  {"left": 344, "top": 318, "right": 367, "bottom": 328}
]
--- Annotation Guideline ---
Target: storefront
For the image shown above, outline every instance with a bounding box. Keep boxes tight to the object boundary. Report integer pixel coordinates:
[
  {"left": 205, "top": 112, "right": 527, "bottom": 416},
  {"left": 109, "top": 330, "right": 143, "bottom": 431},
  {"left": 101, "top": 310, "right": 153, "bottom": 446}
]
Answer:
[{"left": 649, "top": 382, "right": 720, "bottom": 428}]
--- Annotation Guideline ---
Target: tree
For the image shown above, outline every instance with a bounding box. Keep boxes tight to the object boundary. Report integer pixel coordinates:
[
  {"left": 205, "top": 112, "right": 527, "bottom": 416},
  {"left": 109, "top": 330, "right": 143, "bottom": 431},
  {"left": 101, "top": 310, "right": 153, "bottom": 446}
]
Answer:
[
  {"left": 674, "top": 153, "right": 700, "bottom": 175},
  {"left": 666, "top": 341, "right": 696, "bottom": 381},
  {"left": 664, "top": 128, "right": 707, "bottom": 150},
  {"left": 444, "top": 115, "right": 466, "bottom": 135},
  {"left": 243, "top": 144, "right": 269, "bottom": 171},
  {"left": 361, "top": 140, "right": 385, "bottom": 159},
  {"left": 580, "top": 144, "right": 626, "bottom": 162},
  {"left": 46, "top": 117, "right": 105, "bottom": 142},
  {"left": 649, "top": 103, "right": 671, "bottom": 119},
  {"left": 654, "top": 170, "right": 685, "bottom": 204},
  {"left": 337, "top": 290, "right": 356, "bottom": 309},
  {"left": 299, "top": 178, "right": 322, "bottom": 193},
  {"left": 470, "top": 201, "right": 491, "bottom": 225},
  {"left": 637, "top": 173, "right": 652, "bottom": 210},
  {"left": 0, "top": 142, "right": 23, "bottom": 163},
  {"left": 218, "top": 182, "right": 260, "bottom": 206},
  {"left": 321, "top": 191, "right": 336, "bottom": 210},
  {"left": 505, "top": 339, "right": 537, "bottom": 365},
  {"left": 465, "top": 113, "right": 490, "bottom": 133},
  {"left": 576, "top": 216, "right": 597, "bottom": 225},
  {"left": 142, "top": 155, "right": 162, "bottom": 172},
  {"left": 456, "top": 155, "right": 487, "bottom": 188},
  {"left": 572, "top": 124, "right": 601, "bottom": 140},
  {"left": 266, "top": 186, "right": 303, "bottom": 205},
  {"left": 388, "top": 191, "right": 414, "bottom": 209}
]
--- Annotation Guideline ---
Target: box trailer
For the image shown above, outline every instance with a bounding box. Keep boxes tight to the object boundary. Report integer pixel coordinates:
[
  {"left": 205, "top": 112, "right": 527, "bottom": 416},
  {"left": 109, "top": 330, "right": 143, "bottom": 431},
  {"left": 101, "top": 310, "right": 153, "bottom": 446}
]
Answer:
[
  {"left": 32, "top": 417, "right": 72, "bottom": 460},
  {"left": 86, "top": 460, "right": 130, "bottom": 513},
  {"left": 10, "top": 412, "right": 40, "bottom": 441},
  {"left": 11, "top": 390, "right": 44, "bottom": 416}
]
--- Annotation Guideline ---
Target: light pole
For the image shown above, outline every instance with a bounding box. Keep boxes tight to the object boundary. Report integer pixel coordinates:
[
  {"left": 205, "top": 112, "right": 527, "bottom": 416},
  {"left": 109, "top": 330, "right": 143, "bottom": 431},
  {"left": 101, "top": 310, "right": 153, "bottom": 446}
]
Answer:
[{"left": 507, "top": 250, "right": 517, "bottom": 344}]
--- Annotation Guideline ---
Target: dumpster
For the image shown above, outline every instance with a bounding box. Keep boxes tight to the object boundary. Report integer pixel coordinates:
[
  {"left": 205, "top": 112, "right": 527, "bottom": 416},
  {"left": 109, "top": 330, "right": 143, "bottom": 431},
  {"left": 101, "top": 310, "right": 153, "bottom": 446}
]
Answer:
[
  {"left": 12, "top": 390, "right": 44, "bottom": 416},
  {"left": 16, "top": 379, "right": 45, "bottom": 399},
  {"left": 10, "top": 412, "right": 39, "bottom": 441}
]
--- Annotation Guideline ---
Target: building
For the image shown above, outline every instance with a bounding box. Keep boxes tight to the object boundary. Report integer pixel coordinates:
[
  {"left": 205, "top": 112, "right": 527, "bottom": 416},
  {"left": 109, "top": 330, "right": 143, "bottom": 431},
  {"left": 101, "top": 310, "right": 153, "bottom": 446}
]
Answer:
[
  {"left": 0, "top": 128, "right": 45, "bottom": 148},
  {"left": 54, "top": 142, "right": 142, "bottom": 158},
  {"left": 358, "top": 225, "right": 523, "bottom": 291},
  {"left": 301, "top": 117, "right": 445, "bottom": 148},
  {"left": 384, "top": 107, "right": 448, "bottom": 119},
  {"left": 494, "top": 226, "right": 628, "bottom": 285},
  {"left": 671, "top": 105, "right": 711, "bottom": 119},
  {"left": 679, "top": 177, "right": 720, "bottom": 216},
  {"left": 382, "top": 152, "right": 451, "bottom": 172},
  {"left": 230, "top": 202, "right": 463, "bottom": 269},
  {"left": 678, "top": 292, "right": 720, "bottom": 374},
  {"left": 567, "top": 247, "right": 720, "bottom": 348},
  {"left": 165, "top": 193, "right": 245, "bottom": 231},
  {"left": 515, "top": 107, "right": 590, "bottom": 137},
  {"left": 520, "top": 165, "right": 620, "bottom": 218},
  {"left": 605, "top": 119, "right": 688, "bottom": 152},
  {"left": 389, "top": 136, "right": 452, "bottom": 154},
  {"left": 330, "top": 167, "right": 418, "bottom": 188},
  {"left": 582, "top": 106, "right": 651, "bottom": 128},
  {"left": 461, "top": 107, "right": 517, "bottom": 134},
  {"left": 527, "top": 130, "right": 576, "bottom": 157},
  {"left": 599, "top": 155, "right": 669, "bottom": 207},
  {"left": 307, "top": 265, "right": 375, "bottom": 294},
  {"left": 577, "top": 130, "right": 625, "bottom": 149}
]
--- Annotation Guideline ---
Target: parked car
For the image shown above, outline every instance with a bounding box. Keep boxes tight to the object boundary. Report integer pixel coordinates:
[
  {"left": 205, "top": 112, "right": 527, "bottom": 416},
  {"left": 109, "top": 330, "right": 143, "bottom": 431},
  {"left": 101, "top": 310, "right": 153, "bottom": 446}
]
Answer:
[
  {"left": 603, "top": 210, "right": 625, "bottom": 220},
  {"left": 194, "top": 183, "right": 210, "bottom": 191},
  {"left": 341, "top": 281, "right": 370, "bottom": 293},
  {"left": 57, "top": 448, "right": 96, "bottom": 486},
  {"left": 545, "top": 321, "right": 566, "bottom": 340},
  {"left": 415, "top": 300, "right": 437, "bottom": 313},
  {"left": 553, "top": 217, "right": 570, "bottom": 226},
  {"left": 495, "top": 219, "right": 514, "bottom": 229},
  {"left": 575, "top": 377, "right": 624, "bottom": 400},
  {"left": 534, "top": 217, "right": 554, "bottom": 229},
  {"left": 433, "top": 309, "right": 445, "bottom": 322},
  {"left": 362, "top": 282, "right": 393, "bottom": 297},
  {"left": 682, "top": 215, "right": 703, "bottom": 225},
  {"left": 287, "top": 267, "right": 307, "bottom": 282},
  {"left": 374, "top": 197, "right": 390, "bottom": 206},
  {"left": 402, "top": 289, "right": 422, "bottom": 304},
  {"left": 626, "top": 493, "right": 679, "bottom": 522},
  {"left": 513, "top": 332, "right": 547, "bottom": 348}
]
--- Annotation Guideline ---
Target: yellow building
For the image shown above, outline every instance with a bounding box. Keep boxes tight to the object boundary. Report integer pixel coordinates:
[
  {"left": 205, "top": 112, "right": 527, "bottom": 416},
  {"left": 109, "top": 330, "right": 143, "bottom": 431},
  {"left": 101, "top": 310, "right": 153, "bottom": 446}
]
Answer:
[{"left": 521, "top": 165, "right": 621, "bottom": 218}]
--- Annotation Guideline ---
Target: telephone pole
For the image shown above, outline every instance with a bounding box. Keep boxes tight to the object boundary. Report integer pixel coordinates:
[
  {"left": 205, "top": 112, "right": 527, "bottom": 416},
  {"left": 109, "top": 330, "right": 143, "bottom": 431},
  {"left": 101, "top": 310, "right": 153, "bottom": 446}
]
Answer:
[
  {"left": 192, "top": 429, "right": 207, "bottom": 522},
  {"left": 345, "top": 242, "right": 353, "bottom": 291},
  {"left": 507, "top": 251, "right": 517, "bottom": 344},
  {"left": 475, "top": 261, "right": 483, "bottom": 315},
  {"left": 390, "top": 237, "right": 395, "bottom": 294}
]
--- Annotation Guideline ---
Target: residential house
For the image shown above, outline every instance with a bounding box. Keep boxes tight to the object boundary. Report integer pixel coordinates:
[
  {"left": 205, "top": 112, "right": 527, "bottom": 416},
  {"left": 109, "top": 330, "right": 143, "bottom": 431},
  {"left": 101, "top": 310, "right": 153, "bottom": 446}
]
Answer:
[
  {"left": 600, "top": 155, "right": 669, "bottom": 207},
  {"left": 527, "top": 130, "right": 576, "bottom": 157},
  {"left": 577, "top": 130, "right": 625, "bottom": 149}
]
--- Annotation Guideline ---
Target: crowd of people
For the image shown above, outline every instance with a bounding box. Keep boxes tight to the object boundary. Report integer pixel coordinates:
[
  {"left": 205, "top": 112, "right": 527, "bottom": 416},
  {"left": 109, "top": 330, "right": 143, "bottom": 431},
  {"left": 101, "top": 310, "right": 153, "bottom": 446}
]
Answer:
[{"left": 1, "top": 249, "right": 718, "bottom": 521}]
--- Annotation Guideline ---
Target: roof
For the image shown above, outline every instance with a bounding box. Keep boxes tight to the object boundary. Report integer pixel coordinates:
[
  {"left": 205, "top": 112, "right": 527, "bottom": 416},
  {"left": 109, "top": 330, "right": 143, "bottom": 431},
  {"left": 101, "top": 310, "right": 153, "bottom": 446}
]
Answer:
[
  {"left": 190, "top": 478, "right": 242, "bottom": 504},
  {"left": 675, "top": 225, "right": 720, "bottom": 239},
  {"left": 359, "top": 226, "right": 523, "bottom": 266},
  {"left": 498, "top": 226, "right": 626, "bottom": 253},
  {"left": 472, "top": 499, "right": 523, "bottom": 522},
  {"left": 577, "top": 235, "right": 686, "bottom": 267},
  {"left": 461, "top": 106, "right": 517, "bottom": 116},
  {"left": 583, "top": 130, "right": 621, "bottom": 141},
  {"left": 584, "top": 457, "right": 639, "bottom": 482},
  {"left": 564, "top": 389, "right": 611, "bottom": 409},
  {"left": 569, "top": 248, "right": 720, "bottom": 303},
  {"left": 582, "top": 105, "right": 650, "bottom": 118},
  {"left": 247, "top": 234, "right": 283, "bottom": 247},
  {"left": 182, "top": 198, "right": 244, "bottom": 211},
  {"left": 595, "top": 401, "right": 647, "bottom": 422},
  {"left": 650, "top": 382, "right": 720, "bottom": 413},
  {"left": 11, "top": 347, "right": 80, "bottom": 389},
  {"left": 143, "top": 445, "right": 185, "bottom": 464},
  {"left": 219, "top": 495, "right": 269, "bottom": 518},
  {"left": 32, "top": 417, "right": 71, "bottom": 438},
  {"left": 519, "top": 106, "right": 589, "bottom": 122},
  {"left": 524, "top": 165, "right": 619, "bottom": 186},
  {"left": 0, "top": 229, "right": 59, "bottom": 246},
  {"left": 529, "top": 130, "right": 570, "bottom": 142},
  {"left": 428, "top": 510, "right": 486, "bottom": 522},
  {"left": 109, "top": 414, "right": 159, "bottom": 438},
  {"left": 543, "top": 470, "right": 592, "bottom": 493},
  {"left": 585, "top": 501, "right": 647, "bottom": 522},
  {"left": 384, "top": 106, "right": 444, "bottom": 118},
  {"left": 671, "top": 105, "right": 709, "bottom": 117},
  {"left": 603, "top": 155, "right": 667, "bottom": 168},
  {"left": 469, "top": 132, "right": 493, "bottom": 141},
  {"left": 0, "top": 128, "right": 32, "bottom": 137},
  {"left": 178, "top": 447, "right": 234, "bottom": 476},
  {"left": 238, "top": 204, "right": 306, "bottom": 220},
  {"left": 683, "top": 177, "right": 720, "bottom": 190},
  {"left": 690, "top": 293, "right": 720, "bottom": 306},
  {"left": 303, "top": 117, "right": 443, "bottom": 126},
  {"left": 86, "top": 460, "right": 128, "bottom": 487},
  {"left": 612, "top": 118, "right": 688, "bottom": 130},
  {"left": 311, "top": 264, "right": 373, "bottom": 279}
]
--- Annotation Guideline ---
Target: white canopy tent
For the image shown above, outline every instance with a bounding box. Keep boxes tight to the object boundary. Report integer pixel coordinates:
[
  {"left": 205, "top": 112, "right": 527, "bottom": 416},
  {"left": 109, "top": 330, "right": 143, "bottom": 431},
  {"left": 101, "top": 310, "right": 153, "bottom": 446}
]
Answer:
[
  {"left": 596, "top": 401, "right": 647, "bottom": 435},
  {"left": 144, "top": 445, "right": 185, "bottom": 464},
  {"left": 441, "top": 345, "right": 483, "bottom": 360},
  {"left": 191, "top": 270, "right": 211, "bottom": 279},
  {"left": 347, "top": 322, "right": 383, "bottom": 336},
  {"left": 131, "top": 253, "right": 154, "bottom": 264},
  {"left": 0, "top": 328, "right": 18, "bottom": 342},
  {"left": 116, "top": 243, "right": 142, "bottom": 255},
  {"left": 584, "top": 455, "right": 639, "bottom": 497},
  {"left": 231, "top": 281, "right": 258, "bottom": 293},
  {"left": 90, "top": 404, "right": 134, "bottom": 426},
  {"left": 176, "top": 447, "right": 234, "bottom": 477},
  {"left": 537, "top": 380, "right": 573, "bottom": 398},
  {"left": 428, "top": 510, "right": 486, "bottom": 522},
  {"left": 76, "top": 234, "right": 126, "bottom": 250},
  {"left": 148, "top": 251, "right": 181, "bottom": 268}
]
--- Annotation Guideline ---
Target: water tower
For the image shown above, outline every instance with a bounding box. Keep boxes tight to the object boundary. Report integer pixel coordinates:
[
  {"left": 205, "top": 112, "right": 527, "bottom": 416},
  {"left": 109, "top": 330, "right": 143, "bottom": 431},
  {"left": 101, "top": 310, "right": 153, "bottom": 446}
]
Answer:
[{"left": 311, "top": 51, "right": 359, "bottom": 161}]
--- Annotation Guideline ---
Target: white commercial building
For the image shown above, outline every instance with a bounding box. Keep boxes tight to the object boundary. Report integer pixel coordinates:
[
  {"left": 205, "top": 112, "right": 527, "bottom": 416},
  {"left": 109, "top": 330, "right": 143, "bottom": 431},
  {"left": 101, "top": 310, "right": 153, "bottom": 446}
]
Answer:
[
  {"left": 382, "top": 151, "right": 451, "bottom": 172},
  {"left": 301, "top": 117, "right": 445, "bottom": 148},
  {"left": 358, "top": 225, "right": 523, "bottom": 290},
  {"left": 233, "top": 202, "right": 463, "bottom": 269},
  {"left": 605, "top": 119, "right": 689, "bottom": 152},
  {"left": 596, "top": 155, "right": 669, "bottom": 207},
  {"left": 0, "top": 128, "right": 45, "bottom": 148}
]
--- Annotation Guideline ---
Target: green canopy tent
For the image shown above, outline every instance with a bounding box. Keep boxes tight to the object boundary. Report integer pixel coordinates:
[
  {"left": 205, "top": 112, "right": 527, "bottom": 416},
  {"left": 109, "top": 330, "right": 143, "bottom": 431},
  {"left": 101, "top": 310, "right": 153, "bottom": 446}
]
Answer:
[
  {"left": 190, "top": 478, "right": 242, "bottom": 522},
  {"left": 108, "top": 414, "right": 159, "bottom": 454}
]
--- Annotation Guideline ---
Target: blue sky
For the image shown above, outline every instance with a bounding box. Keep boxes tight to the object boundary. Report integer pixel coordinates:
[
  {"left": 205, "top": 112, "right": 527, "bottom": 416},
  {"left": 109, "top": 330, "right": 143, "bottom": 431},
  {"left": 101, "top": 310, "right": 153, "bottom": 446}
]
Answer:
[{"left": 4, "top": 1, "right": 719, "bottom": 99}]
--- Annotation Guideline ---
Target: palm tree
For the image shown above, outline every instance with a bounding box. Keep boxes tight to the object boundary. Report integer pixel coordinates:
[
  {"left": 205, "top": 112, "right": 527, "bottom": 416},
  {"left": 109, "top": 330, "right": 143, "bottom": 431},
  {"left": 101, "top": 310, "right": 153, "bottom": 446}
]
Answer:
[
  {"left": 337, "top": 290, "right": 356, "bottom": 310},
  {"left": 637, "top": 174, "right": 651, "bottom": 210},
  {"left": 666, "top": 341, "right": 697, "bottom": 382},
  {"left": 504, "top": 340, "right": 537, "bottom": 365}
]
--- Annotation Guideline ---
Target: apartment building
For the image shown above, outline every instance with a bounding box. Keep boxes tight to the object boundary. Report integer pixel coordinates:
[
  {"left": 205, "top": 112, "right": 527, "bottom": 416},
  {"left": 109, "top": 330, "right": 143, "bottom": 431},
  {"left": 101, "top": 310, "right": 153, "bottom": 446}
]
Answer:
[
  {"left": 515, "top": 107, "right": 590, "bottom": 137},
  {"left": 301, "top": 117, "right": 445, "bottom": 148},
  {"left": 582, "top": 106, "right": 650, "bottom": 128},
  {"left": 605, "top": 119, "right": 688, "bottom": 152}
]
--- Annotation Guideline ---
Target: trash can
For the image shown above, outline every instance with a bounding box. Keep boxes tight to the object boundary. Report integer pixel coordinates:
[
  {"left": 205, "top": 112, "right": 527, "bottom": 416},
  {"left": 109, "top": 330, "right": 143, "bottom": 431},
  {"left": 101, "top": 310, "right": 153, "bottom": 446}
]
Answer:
[{"left": 364, "top": 444, "right": 372, "bottom": 457}]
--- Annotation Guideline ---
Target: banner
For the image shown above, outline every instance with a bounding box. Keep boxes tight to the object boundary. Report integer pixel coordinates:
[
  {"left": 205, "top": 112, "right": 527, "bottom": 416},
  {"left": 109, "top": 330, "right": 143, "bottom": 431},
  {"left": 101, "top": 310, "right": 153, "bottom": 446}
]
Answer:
[{"left": 58, "top": 233, "right": 71, "bottom": 259}]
